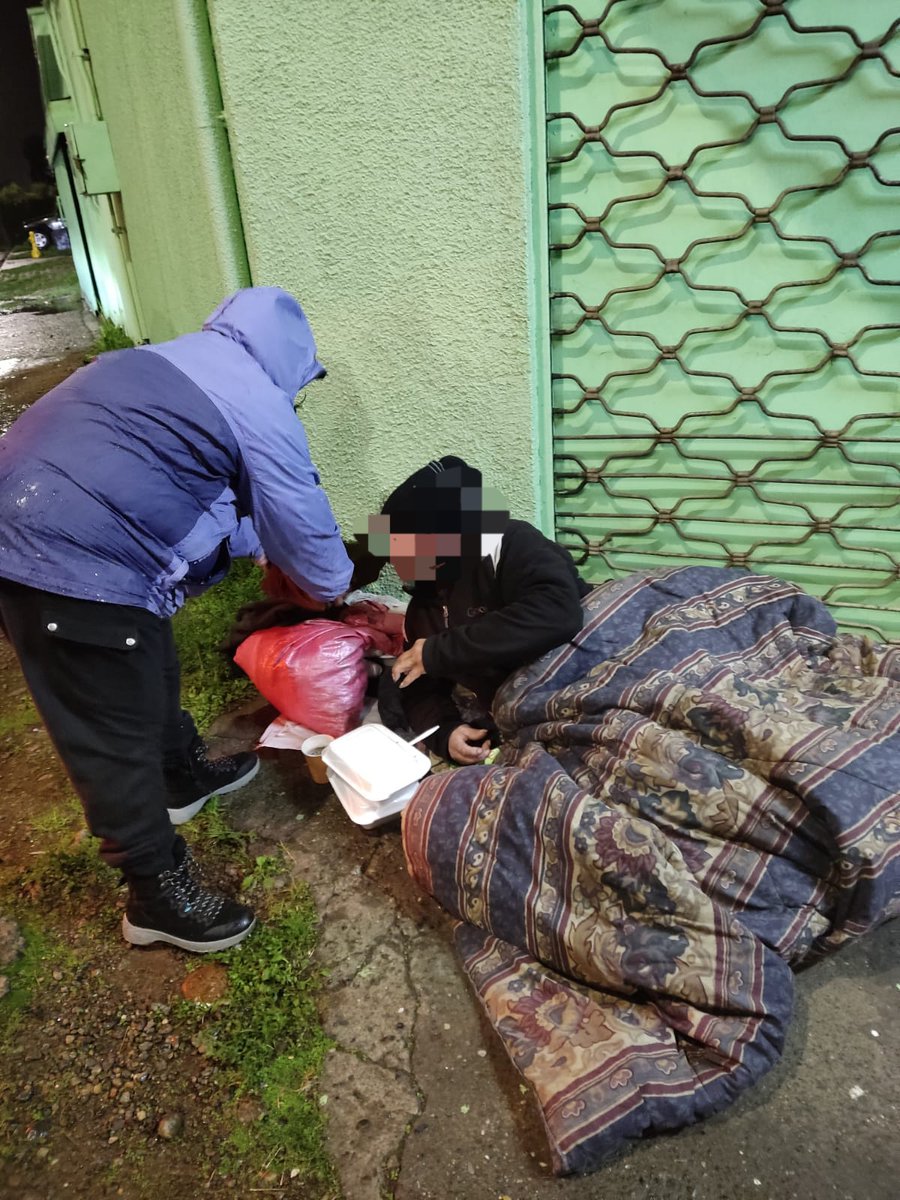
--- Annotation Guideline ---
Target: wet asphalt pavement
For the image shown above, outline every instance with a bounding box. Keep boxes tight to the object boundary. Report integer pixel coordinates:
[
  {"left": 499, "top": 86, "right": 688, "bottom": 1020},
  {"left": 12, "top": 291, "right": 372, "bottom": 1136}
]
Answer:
[{"left": 0, "top": 307, "right": 94, "bottom": 434}]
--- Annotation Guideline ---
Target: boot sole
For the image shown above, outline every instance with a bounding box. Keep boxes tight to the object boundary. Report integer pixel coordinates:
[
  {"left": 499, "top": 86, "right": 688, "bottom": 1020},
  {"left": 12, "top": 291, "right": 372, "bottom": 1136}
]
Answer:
[
  {"left": 122, "top": 913, "right": 257, "bottom": 953},
  {"left": 167, "top": 756, "right": 261, "bottom": 826}
]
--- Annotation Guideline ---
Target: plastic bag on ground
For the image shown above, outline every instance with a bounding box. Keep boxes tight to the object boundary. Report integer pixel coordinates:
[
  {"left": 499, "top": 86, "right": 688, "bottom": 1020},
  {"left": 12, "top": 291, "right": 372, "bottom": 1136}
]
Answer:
[
  {"left": 234, "top": 620, "right": 376, "bottom": 737},
  {"left": 340, "top": 600, "right": 404, "bottom": 657}
]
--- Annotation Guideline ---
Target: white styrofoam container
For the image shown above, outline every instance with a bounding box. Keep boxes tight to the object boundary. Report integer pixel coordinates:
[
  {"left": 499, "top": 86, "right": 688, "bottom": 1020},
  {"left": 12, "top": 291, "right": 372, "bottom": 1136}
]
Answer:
[
  {"left": 322, "top": 724, "right": 431, "bottom": 804},
  {"left": 327, "top": 769, "right": 418, "bottom": 829}
]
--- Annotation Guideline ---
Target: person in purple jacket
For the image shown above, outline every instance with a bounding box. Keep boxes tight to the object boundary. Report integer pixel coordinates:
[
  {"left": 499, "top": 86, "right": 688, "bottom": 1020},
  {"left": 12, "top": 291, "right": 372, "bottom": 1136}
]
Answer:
[{"left": 0, "top": 287, "right": 352, "bottom": 953}]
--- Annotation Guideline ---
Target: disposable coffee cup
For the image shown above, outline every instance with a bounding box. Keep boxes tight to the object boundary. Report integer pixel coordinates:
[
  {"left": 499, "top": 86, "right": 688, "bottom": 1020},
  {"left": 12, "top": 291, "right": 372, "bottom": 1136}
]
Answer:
[{"left": 301, "top": 734, "right": 333, "bottom": 784}]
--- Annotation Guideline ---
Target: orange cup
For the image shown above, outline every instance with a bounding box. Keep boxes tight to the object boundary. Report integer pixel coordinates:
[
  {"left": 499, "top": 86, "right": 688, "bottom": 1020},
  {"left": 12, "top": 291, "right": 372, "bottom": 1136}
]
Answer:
[{"left": 301, "top": 734, "right": 333, "bottom": 784}]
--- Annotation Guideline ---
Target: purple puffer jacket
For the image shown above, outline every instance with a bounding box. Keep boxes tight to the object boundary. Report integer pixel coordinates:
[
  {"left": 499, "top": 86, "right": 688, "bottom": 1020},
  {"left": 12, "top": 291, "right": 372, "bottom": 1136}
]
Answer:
[{"left": 0, "top": 287, "right": 352, "bottom": 615}]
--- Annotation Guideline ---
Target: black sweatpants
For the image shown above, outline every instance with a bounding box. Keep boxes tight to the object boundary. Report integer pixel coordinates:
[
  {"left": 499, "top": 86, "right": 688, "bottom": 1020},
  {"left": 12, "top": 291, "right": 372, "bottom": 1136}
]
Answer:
[{"left": 0, "top": 579, "right": 197, "bottom": 876}]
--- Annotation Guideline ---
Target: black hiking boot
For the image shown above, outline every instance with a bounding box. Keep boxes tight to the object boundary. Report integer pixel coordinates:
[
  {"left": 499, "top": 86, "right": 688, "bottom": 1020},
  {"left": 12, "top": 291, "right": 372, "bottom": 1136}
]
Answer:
[
  {"left": 122, "top": 847, "right": 256, "bottom": 953},
  {"left": 165, "top": 738, "right": 260, "bottom": 825}
]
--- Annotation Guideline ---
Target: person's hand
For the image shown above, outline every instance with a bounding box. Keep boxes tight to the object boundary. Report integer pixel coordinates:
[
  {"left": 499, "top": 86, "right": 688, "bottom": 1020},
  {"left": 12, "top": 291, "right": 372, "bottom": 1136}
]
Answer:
[
  {"left": 448, "top": 725, "right": 491, "bottom": 765},
  {"left": 254, "top": 553, "right": 268, "bottom": 568},
  {"left": 392, "top": 638, "right": 426, "bottom": 688}
]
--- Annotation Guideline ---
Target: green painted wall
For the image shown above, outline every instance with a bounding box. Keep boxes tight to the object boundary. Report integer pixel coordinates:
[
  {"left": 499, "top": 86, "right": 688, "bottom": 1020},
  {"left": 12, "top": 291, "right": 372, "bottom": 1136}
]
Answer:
[
  {"left": 206, "top": 0, "right": 540, "bottom": 531},
  {"left": 75, "top": 0, "right": 249, "bottom": 342},
  {"left": 31, "top": 2, "right": 145, "bottom": 336}
]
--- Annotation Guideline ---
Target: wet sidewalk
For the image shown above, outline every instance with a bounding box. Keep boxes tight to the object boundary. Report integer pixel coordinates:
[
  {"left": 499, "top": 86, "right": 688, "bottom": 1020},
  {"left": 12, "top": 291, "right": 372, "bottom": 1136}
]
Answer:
[
  {"left": 210, "top": 704, "right": 899, "bottom": 1200},
  {"left": 0, "top": 305, "right": 95, "bottom": 434}
]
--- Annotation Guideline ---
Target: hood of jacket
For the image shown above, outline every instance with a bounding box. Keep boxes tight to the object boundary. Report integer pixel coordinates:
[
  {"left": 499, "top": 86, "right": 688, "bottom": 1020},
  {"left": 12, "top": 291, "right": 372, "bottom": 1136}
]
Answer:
[{"left": 203, "top": 287, "right": 325, "bottom": 396}]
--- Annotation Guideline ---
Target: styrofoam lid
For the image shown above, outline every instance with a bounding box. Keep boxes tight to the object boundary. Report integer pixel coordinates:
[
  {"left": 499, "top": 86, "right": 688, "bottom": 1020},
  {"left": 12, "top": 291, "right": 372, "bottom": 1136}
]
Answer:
[{"left": 322, "top": 724, "right": 431, "bottom": 803}]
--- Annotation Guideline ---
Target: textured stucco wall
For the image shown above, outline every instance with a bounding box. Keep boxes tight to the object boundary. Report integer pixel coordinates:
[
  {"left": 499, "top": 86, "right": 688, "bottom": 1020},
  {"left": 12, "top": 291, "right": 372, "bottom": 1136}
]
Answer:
[
  {"left": 206, "top": 0, "right": 538, "bottom": 531},
  {"left": 77, "top": 0, "right": 249, "bottom": 342}
]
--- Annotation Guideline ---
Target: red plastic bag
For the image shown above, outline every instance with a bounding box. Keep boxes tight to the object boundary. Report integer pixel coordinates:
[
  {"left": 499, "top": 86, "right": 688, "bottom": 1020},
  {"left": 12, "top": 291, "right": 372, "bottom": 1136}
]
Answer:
[
  {"left": 234, "top": 620, "right": 376, "bottom": 737},
  {"left": 341, "top": 600, "right": 405, "bottom": 657}
]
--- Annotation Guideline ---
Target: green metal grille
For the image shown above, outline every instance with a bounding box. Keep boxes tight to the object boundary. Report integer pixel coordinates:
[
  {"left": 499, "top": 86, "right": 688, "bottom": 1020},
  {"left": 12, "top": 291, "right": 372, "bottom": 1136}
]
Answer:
[{"left": 544, "top": 0, "right": 900, "bottom": 639}]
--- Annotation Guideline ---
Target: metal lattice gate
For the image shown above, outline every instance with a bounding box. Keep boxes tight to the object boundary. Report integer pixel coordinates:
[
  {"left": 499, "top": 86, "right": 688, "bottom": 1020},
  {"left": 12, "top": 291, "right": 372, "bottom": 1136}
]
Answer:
[{"left": 544, "top": 0, "right": 900, "bottom": 639}]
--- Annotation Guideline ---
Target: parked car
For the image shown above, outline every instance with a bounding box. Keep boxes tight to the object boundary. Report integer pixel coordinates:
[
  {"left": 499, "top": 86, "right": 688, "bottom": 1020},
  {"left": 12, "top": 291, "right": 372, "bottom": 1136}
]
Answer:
[{"left": 23, "top": 215, "right": 70, "bottom": 251}]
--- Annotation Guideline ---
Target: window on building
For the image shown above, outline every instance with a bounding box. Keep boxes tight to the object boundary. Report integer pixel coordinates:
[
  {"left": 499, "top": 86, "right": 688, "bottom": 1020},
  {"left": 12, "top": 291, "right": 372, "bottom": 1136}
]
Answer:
[{"left": 35, "top": 33, "right": 70, "bottom": 102}]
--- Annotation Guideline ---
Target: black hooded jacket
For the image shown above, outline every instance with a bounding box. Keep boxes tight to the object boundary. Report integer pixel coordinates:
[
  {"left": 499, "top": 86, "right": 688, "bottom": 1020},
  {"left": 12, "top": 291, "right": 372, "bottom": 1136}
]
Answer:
[{"left": 378, "top": 458, "right": 590, "bottom": 758}]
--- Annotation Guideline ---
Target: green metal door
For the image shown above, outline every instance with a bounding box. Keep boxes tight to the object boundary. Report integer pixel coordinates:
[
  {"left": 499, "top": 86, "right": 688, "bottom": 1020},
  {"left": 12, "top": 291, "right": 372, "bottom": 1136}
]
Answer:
[{"left": 543, "top": 0, "right": 900, "bottom": 639}]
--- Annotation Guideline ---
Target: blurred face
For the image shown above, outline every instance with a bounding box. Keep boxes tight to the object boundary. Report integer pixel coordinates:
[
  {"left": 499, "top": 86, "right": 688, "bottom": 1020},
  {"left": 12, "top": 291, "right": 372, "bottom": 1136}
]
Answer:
[
  {"left": 365, "top": 476, "right": 510, "bottom": 586},
  {"left": 387, "top": 531, "right": 462, "bottom": 582}
]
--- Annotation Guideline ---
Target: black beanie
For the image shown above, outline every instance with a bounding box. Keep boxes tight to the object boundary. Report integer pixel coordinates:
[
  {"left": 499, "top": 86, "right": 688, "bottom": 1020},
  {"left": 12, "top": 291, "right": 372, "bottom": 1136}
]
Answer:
[{"left": 381, "top": 456, "right": 483, "bottom": 535}]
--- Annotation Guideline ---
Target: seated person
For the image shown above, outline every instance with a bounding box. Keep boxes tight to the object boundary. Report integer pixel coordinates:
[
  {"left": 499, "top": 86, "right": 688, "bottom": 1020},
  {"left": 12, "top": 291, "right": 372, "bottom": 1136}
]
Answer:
[{"left": 368, "top": 457, "right": 591, "bottom": 764}]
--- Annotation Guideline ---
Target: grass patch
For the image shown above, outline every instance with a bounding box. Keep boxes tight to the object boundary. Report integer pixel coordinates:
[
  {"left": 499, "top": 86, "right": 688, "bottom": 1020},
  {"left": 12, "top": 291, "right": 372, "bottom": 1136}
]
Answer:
[
  {"left": 28, "top": 793, "right": 82, "bottom": 839},
  {"left": 173, "top": 559, "right": 263, "bottom": 731},
  {"left": 0, "top": 697, "right": 38, "bottom": 738},
  {"left": 0, "top": 254, "right": 81, "bottom": 314},
  {"left": 188, "top": 797, "right": 250, "bottom": 860},
  {"left": 20, "top": 830, "right": 116, "bottom": 907},
  {"left": 0, "top": 924, "right": 77, "bottom": 1160},
  {"left": 89, "top": 315, "right": 134, "bottom": 355},
  {"left": 18, "top": 796, "right": 117, "bottom": 909},
  {"left": 240, "top": 853, "right": 282, "bottom": 895},
  {"left": 181, "top": 881, "right": 336, "bottom": 1191}
]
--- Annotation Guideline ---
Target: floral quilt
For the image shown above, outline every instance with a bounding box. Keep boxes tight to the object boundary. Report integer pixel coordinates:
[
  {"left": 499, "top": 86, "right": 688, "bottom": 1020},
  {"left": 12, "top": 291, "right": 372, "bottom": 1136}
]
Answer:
[{"left": 402, "top": 567, "right": 900, "bottom": 1174}]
